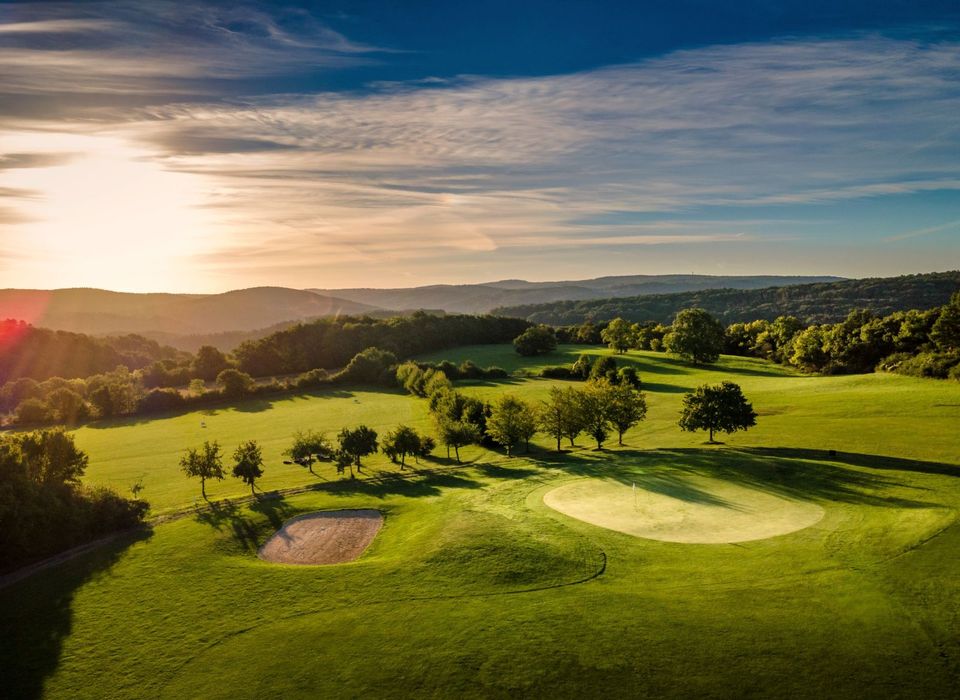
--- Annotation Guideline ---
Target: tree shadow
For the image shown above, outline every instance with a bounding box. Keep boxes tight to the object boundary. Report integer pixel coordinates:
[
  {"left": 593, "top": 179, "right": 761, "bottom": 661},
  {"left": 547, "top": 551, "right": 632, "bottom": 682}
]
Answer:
[
  {"left": 0, "top": 528, "right": 153, "bottom": 700},
  {"left": 476, "top": 463, "right": 540, "bottom": 480},
  {"left": 641, "top": 381, "right": 689, "bottom": 394},
  {"left": 740, "top": 447, "right": 960, "bottom": 479},
  {"left": 531, "top": 447, "right": 949, "bottom": 510},
  {"left": 193, "top": 495, "right": 298, "bottom": 553},
  {"left": 84, "top": 387, "right": 357, "bottom": 429}
]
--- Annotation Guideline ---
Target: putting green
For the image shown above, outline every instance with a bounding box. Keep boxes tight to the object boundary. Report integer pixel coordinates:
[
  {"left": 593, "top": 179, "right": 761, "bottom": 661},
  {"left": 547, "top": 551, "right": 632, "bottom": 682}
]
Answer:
[{"left": 544, "top": 474, "right": 826, "bottom": 544}]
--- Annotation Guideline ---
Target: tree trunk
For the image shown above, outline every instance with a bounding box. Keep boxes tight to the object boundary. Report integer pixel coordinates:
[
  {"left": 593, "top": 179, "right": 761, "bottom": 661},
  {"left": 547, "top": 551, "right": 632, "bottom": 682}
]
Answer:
[
  {"left": 201, "top": 477, "right": 207, "bottom": 501},
  {"left": 709, "top": 428, "right": 714, "bottom": 443},
  {"left": 618, "top": 430, "right": 625, "bottom": 446},
  {"left": 250, "top": 482, "right": 256, "bottom": 498},
  {"left": 454, "top": 445, "right": 461, "bottom": 463},
  {"left": 400, "top": 454, "right": 406, "bottom": 469},
  {"left": 556, "top": 436, "right": 561, "bottom": 452}
]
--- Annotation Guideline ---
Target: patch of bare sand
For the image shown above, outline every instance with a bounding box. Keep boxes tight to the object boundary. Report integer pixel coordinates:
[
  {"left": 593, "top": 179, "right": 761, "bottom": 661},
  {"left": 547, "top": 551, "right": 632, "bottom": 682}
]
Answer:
[{"left": 258, "top": 509, "right": 383, "bottom": 565}]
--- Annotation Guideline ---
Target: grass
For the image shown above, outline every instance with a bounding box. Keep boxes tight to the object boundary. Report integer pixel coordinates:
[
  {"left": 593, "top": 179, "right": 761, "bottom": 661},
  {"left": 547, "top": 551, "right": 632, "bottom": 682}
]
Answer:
[{"left": 3, "top": 345, "right": 960, "bottom": 698}]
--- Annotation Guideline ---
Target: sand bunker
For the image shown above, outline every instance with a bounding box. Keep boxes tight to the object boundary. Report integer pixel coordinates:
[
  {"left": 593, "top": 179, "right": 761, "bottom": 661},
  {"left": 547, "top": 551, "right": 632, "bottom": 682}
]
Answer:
[
  {"left": 544, "top": 475, "right": 824, "bottom": 544},
  {"left": 258, "top": 510, "right": 383, "bottom": 565}
]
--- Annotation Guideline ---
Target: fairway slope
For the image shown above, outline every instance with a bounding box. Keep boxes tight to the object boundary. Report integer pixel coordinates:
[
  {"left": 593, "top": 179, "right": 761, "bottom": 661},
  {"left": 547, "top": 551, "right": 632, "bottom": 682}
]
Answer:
[
  {"left": 258, "top": 510, "right": 383, "bottom": 565},
  {"left": 544, "top": 475, "right": 826, "bottom": 543}
]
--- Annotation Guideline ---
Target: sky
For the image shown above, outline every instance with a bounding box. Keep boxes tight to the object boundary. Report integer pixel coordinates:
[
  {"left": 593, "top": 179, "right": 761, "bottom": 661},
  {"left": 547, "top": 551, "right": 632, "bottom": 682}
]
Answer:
[{"left": 1, "top": 0, "right": 959, "bottom": 292}]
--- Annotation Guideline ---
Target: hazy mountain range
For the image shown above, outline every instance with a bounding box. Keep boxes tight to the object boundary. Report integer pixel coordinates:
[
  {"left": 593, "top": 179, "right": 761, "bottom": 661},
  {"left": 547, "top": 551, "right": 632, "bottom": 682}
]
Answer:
[
  {"left": 311, "top": 275, "right": 842, "bottom": 315},
  {"left": 0, "top": 275, "right": 841, "bottom": 344}
]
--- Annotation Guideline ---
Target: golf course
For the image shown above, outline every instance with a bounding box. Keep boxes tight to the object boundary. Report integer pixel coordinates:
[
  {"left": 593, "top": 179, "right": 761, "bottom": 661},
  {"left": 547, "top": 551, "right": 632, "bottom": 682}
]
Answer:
[{"left": 3, "top": 345, "right": 960, "bottom": 698}]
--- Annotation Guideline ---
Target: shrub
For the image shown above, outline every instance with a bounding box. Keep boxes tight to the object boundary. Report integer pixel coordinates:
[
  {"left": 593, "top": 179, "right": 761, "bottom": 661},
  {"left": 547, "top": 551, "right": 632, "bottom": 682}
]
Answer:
[{"left": 138, "top": 388, "right": 186, "bottom": 414}]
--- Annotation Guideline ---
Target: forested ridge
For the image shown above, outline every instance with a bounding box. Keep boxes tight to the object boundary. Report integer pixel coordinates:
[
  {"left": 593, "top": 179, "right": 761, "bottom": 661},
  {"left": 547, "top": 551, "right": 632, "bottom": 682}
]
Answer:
[
  {"left": 495, "top": 271, "right": 960, "bottom": 325},
  {"left": 0, "top": 320, "right": 181, "bottom": 384}
]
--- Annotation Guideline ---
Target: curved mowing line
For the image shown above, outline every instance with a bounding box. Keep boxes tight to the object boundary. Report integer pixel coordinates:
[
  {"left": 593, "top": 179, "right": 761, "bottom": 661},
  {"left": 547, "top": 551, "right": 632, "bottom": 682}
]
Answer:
[{"left": 156, "top": 550, "right": 607, "bottom": 697}]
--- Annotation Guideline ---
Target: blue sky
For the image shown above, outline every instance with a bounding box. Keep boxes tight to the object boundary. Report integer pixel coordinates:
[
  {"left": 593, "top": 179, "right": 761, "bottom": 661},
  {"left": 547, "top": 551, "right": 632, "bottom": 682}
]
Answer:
[{"left": 0, "top": 0, "right": 958, "bottom": 291}]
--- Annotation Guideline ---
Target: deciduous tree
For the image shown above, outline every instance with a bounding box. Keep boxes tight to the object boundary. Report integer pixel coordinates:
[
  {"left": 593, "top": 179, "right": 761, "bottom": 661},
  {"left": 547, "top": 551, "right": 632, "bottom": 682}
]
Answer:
[
  {"left": 487, "top": 395, "right": 537, "bottom": 456},
  {"left": 678, "top": 382, "right": 757, "bottom": 443},
  {"left": 601, "top": 317, "right": 634, "bottom": 354},
  {"left": 664, "top": 308, "right": 725, "bottom": 364},
  {"left": 180, "top": 440, "right": 225, "bottom": 500},
  {"left": 232, "top": 440, "right": 264, "bottom": 497},
  {"left": 607, "top": 382, "right": 648, "bottom": 445}
]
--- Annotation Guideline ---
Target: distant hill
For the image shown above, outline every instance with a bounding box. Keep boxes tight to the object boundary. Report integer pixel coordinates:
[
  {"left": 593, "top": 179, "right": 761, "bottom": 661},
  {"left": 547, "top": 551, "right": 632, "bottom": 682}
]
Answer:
[
  {"left": 493, "top": 272, "right": 960, "bottom": 325},
  {"left": 312, "top": 275, "right": 843, "bottom": 314},
  {"left": 0, "top": 287, "right": 380, "bottom": 336}
]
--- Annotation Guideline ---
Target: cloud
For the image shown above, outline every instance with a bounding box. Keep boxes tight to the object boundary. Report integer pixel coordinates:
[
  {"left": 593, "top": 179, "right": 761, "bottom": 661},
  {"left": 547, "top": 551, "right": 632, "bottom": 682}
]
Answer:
[
  {"left": 2, "top": 16, "right": 959, "bottom": 287},
  {"left": 0, "top": 1, "right": 385, "bottom": 98}
]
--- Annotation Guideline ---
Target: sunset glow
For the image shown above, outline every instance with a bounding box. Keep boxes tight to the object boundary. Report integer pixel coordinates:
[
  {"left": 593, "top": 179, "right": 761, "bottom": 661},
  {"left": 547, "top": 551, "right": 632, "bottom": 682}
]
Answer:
[{"left": 1, "top": 1, "right": 958, "bottom": 291}]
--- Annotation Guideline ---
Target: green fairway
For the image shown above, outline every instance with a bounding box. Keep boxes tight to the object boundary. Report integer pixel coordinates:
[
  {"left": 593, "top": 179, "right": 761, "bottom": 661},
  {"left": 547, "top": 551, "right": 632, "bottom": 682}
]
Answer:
[{"left": 4, "top": 345, "right": 960, "bottom": 698}]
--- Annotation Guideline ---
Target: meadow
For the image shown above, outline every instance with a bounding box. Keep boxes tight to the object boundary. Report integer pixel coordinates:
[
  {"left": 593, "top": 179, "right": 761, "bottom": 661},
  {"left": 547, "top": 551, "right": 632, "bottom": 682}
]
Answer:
[{"left": 3, "top": 345, "right": 960, "bottom": 698}]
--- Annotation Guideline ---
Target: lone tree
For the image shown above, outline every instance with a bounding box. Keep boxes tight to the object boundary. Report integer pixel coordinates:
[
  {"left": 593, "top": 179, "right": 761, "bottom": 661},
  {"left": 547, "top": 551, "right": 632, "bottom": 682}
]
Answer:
[
  {"left": 284, "top": 430, "right": 333, "bottom": 475},
  {"left": 337, "top": 425, "right": 379, "bottom": 472},
  {"left": 513, "top": 324, "right": 557, "bottom": 356},
  {"left": 678, "top": 381, "right": 757, "bottom": 443},
  {"left": 538, "top": 386, "right": 585, "bottom": 451},
  {"left": 663, "top": 308, "right": 725, "bottom": 364},
  {"left": 606, "top": 382, "right": 648, "bottom": 445},
  {"left": 180, "top": 440, "right": 225, "bottom": 500},
  {"left": 487, "top": 395, "right": 538, "bottom": 456},
  {"left": 232, "top": 440, "right": 264, "bottom": 497},
  {"left": 601, "top": 318, "right": 634, "bottom": 354},
  {"left": 381, "top": 425, "right": 423, "bottom": 469}
]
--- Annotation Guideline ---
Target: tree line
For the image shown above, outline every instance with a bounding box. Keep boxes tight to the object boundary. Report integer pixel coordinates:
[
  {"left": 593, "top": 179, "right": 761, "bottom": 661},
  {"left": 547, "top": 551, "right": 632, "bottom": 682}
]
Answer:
[
  {"left": 580, "top": 293, "right": 960, "bottom": 380},
  {"left": 0, "top": 312, "right": 531, "bottom": 427},
  {"left": 0, "top": 429, "right": 149, "bottom": 572},
  {"left": 493, "top": 271, "right": 960, "bottom": 326}
]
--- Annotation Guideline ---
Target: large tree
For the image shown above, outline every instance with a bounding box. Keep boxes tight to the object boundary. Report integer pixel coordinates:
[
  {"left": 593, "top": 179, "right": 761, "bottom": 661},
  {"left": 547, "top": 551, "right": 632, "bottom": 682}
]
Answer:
[
  {"left": 513, "top": 325, "right": 557, "bottom": 357},
  {"left": 601, "top": 318, "right": 634, "bottom": 354},
  {"left": 216, "top": 369, "right": 255, "bottom": 400},
  {"left": 678, "top": 381, "right": 757, "bottom": 443},
  {"left": 663, "top": 308, "right": 725, "bottom": 364},
  {"left": 337, "top": 425, "right": 379, "bottom": 472},
  {"left": 538, "top": 386, "right": 585, "bottom": 451},
  {"left": 437, "top": 419, "right": 480, "bottom": 463},
  {"left": 577, "top": 380, "right": 614, "bottom": 450},
  {"left": 487, "top": 395, "right": 537, "bottom": 456},
  {"left": 606, "top": 382, "right": 648, "bottom": 445},
  {"left": 381, "top": 425, "right": 423, "bottom": 468},
  {"left": 180, "top": 440, "right": 225, "bottom": 500},
  {"left": 193, "top": 345, "right": 231, "bottom": 381},
  {"left": 284, "top": 430, "right": 333, "bottom": 475},
  {"left": 232, "top": 440, "right": 264, "bottom": 497},
  {"left": 931, "top": 291, "right": 960, "bottom": 351}
]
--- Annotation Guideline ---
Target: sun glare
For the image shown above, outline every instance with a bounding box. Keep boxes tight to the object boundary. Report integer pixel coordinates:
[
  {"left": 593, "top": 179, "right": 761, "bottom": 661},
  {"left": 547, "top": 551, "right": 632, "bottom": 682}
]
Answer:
[{"left": 3, "top": 132, "right": 213, "bottom": 291}]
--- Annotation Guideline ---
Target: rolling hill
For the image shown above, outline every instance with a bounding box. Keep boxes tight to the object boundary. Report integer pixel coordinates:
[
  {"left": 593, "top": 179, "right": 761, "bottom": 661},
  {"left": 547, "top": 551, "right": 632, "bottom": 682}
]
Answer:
[
  {"left": 312, "top": 274, "right": 842, "bottom": 314},
  {"left": 0, "top": 287, "right": 380, "bottom": 336},
  {"left": 493, "top": 271, "right": 960, "bottom": 325}
]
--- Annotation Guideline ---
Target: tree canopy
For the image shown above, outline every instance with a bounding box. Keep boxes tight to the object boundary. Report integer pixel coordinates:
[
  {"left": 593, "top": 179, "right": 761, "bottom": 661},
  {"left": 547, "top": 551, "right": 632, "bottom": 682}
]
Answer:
[{"left": 678, "top": 382, "right": 757, "bottom": 443}]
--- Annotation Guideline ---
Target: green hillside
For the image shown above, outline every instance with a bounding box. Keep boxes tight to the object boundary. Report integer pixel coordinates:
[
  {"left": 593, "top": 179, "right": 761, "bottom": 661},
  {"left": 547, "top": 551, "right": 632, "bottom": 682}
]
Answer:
[{"left": 3, "top": 345, "right": 959, "bottom": 699}]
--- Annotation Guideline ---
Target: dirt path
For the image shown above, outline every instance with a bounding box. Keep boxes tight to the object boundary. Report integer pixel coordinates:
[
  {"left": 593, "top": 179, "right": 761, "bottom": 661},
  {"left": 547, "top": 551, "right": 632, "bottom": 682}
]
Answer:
[{"left": 258, "top": 509, "right": 383, "bottom": 564}]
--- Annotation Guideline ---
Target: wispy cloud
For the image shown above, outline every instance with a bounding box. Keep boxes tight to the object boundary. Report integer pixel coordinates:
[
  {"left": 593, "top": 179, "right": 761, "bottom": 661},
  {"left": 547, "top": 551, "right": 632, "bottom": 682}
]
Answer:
[
  {"left": 1, "top": 4, "right": 959, "bottom": 288},
  {"left": 0, "top": 1, "right": 384, "bottom": 97}
]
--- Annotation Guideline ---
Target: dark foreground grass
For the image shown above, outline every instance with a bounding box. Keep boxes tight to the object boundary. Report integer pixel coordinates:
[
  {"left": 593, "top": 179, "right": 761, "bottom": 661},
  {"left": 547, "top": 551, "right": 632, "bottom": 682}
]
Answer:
[{"left": 3, "top": 346, "right": 959, "bottom": 698}]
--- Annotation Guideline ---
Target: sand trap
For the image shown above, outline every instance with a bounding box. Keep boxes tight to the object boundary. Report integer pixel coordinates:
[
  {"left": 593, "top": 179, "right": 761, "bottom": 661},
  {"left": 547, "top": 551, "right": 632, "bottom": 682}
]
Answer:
[
  {"left": 258, "top": 510, "right": 383, "bottom": 565},
  {"left": 544, "top": 475, "right": 824, "bottom": 544}
]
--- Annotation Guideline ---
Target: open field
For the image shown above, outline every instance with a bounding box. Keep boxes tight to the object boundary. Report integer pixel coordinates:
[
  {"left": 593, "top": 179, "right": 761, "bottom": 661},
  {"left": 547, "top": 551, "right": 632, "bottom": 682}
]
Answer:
[{"left": 4, "top": 345, "right": 960, "bottom": 698}]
